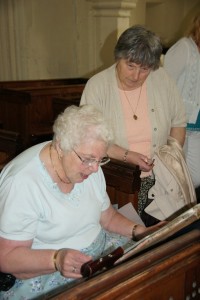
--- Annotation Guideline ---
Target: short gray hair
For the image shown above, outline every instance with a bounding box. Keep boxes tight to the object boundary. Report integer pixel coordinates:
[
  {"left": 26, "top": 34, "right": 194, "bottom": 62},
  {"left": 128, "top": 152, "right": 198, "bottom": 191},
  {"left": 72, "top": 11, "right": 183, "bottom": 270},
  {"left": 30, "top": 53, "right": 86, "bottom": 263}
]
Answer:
[
  {"left": 114, "top": 25, "right": 162, "bottom": 70},
  {"left": 53, "top": 104, "right": 114, "bottom": 151}
]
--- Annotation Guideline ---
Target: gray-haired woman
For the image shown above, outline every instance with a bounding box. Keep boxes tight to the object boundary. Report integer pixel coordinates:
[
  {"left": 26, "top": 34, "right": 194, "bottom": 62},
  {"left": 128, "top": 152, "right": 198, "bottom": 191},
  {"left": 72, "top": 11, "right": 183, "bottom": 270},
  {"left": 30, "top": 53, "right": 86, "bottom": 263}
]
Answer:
[
  {"left": 80, "top": 25, "right": 186, "bottom": 221},
  {"left": 0, "top": 105, "right": 162, "bottom": 299}
]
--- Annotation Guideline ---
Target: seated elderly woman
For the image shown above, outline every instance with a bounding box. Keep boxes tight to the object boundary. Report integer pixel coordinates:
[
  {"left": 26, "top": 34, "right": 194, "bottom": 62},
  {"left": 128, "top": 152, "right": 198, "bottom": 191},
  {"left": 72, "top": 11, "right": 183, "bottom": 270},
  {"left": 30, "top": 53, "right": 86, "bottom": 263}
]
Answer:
[{"left": 0, "top": 105, "right": 161, "bottom": 299}]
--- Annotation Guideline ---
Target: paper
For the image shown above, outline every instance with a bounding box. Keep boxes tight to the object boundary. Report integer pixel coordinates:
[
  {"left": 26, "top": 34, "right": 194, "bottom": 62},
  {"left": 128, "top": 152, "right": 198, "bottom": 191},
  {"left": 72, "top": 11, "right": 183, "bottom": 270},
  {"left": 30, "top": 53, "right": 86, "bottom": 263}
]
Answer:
[
  {"left": 116, "top": 203, "right": 200, "bottom": 264},
  {"left": 118, "top": 202, "right": 145, "bottom": 226}
]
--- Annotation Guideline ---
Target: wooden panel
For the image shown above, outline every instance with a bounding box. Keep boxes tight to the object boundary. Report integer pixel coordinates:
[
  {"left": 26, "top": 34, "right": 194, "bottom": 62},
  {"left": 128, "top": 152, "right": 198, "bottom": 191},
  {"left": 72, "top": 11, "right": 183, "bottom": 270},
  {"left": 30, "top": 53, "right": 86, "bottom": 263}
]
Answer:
[
  {"left": 102, "top": 159, "right": 141, "bottom": 210},
  {"left": 0, "top": 84, "right": 85, "bottom": 148},
  {"left": 0, "top": 89, "right": 31, "bottom": 148},
  {"left": 52, "top": 96, "right": 80, "bottom": 120},
  {"left": 47, "top": 229, "right": 200, "bottom": 300},
  {"left": 0, "top": 78, "right": 88, "bottom": 89},
  {"left": 0, "top": 129, "right": 22, "bottom": 171}
]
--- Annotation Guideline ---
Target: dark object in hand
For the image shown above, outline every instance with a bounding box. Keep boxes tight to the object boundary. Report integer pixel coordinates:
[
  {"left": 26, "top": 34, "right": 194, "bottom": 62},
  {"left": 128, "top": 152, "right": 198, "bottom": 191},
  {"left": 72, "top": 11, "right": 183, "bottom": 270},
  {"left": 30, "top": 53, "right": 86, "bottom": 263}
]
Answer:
[
  {"left": 81, "top": 247, "right": 124, "bottom": 277},
  {"left": 0, "top": 272, "right": 16, "bottom": 291}
]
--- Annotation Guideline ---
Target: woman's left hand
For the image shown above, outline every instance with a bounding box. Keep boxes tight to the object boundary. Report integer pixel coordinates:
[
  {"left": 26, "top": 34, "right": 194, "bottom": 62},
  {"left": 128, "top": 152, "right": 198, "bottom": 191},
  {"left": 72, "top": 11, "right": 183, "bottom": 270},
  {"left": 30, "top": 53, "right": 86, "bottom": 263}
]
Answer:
[{"left": 134, "top": 221, "right": 168, "bottom": 240}]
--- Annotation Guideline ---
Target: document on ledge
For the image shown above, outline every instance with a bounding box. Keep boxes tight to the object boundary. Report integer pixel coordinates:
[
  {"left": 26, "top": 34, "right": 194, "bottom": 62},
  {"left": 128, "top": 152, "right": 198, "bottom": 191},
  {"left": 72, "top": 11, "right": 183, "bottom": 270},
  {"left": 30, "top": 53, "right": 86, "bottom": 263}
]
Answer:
[
  {"left": 81, "top": 203, "right": 200, "bottom": 277},
  {"left": 118, "top": 202, "right": 145, "bottom": 226},
  {"left": 116, "top": 203, "right": 200, "bottom": 264}
]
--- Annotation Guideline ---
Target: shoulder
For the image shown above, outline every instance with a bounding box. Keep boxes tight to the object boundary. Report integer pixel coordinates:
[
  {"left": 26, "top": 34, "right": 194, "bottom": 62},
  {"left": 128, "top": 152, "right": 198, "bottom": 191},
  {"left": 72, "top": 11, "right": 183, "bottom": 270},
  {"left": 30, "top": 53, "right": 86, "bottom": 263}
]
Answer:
[
  {"left": 174, "top": 37, "right": 190, "bottom": 47},
  {"left": 165, "top": 37, "right": 192, "bottom": 58},
  {"left": 0, "top": 142, "right": 47, "bottom": 182},
  {"left": 81, "top": 64, "right": 117, "bottom": 103},
  {"left": 147, "top": 68, "right": 183, "bottom": 100},
  {"left": 148, "top": 67, "right": 172, "bottom": 84},
  {"left": 86, "top": 64, "right": 116, "bottom": 86}
]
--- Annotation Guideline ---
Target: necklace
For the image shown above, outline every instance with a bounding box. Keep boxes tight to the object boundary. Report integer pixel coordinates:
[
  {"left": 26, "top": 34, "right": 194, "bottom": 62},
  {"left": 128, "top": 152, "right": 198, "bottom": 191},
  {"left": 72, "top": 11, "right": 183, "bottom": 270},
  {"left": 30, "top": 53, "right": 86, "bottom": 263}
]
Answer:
[
  {"left": 116, "top": 67, "right": 142, "bottom": 120},
  {"left": 121, "top": 82, "right": 143, "bottom": 120},
  {"left": 49, "top": 143, "right": 70, "bottom": 184}
]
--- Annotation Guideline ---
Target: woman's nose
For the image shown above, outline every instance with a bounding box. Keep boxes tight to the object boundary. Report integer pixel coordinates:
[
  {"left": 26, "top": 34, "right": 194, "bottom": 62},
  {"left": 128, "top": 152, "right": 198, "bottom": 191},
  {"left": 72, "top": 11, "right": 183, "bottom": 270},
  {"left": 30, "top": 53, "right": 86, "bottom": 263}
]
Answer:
[
  {"left": 89, "top": 162, "right": 99, "bottom": 173},
  {"left": 131, "top": 68, "right": 140, "bottom": 80}
]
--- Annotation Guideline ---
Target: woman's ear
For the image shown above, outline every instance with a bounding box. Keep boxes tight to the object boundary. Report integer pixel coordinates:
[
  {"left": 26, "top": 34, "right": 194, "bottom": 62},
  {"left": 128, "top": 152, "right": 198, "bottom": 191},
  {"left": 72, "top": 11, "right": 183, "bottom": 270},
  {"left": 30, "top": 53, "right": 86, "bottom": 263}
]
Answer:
[{"left": 55, "top": 142, "right": 63, "bottom": 160}]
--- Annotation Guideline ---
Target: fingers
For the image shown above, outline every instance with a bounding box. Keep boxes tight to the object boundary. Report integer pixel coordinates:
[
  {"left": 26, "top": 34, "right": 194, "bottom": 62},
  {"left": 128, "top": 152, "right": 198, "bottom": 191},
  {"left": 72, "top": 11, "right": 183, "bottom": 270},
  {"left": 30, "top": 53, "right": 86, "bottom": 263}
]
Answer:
[
  {"left": 148, "top": 158, "right": 155, "bottom": 166},
  {"left": 139, "top": 156, "right": 155, "bottom": 171},
  {"left": 58, "top": 249, "right": 92, "bottom": 278},
  {"left": 129, "top": 151, "right": 155, "bottom": 171},
  {"left": 65, "top": 265, "right": 82, "bottom": 279}
]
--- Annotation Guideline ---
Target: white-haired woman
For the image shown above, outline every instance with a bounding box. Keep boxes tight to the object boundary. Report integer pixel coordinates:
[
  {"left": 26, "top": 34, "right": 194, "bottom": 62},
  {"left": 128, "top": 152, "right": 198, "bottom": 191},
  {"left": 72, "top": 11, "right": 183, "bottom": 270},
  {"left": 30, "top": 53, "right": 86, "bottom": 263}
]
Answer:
[{"left": 0, "top": 105, "right": 161, "bottom": 299}]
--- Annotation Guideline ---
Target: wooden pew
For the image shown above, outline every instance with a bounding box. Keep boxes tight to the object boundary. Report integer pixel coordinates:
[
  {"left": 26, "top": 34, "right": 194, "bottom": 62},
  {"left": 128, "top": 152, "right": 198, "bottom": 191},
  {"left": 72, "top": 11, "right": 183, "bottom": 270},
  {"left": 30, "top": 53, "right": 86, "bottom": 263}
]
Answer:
[
  {"left": 0, "top": 78, "right": 88, "bottom": 89},
  {"left": 0, "top": 84, "right": 85, "bottom": 148},
  {"left": 52, "top": 96, "right": 80, "bottom": 120},
  {"left": 0, "top": 129, "right": 22, "bottom": 172},
  {"left": 46, "top": 228, "right": 200, "bottom": 300},
  {"left": 102, "top": 159, "right": 141, "bottom": 210}
]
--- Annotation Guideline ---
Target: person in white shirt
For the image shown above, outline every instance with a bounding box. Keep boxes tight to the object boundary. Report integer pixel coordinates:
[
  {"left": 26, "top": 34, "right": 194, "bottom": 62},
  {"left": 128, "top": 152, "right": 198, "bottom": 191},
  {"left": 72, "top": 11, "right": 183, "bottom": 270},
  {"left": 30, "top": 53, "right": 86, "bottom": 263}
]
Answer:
[
  {"left": 0, "top": 104, "right": 163, "bottom": 299},
  {"left": 164, "top": 14, "right": 200, "bottom": 192}
]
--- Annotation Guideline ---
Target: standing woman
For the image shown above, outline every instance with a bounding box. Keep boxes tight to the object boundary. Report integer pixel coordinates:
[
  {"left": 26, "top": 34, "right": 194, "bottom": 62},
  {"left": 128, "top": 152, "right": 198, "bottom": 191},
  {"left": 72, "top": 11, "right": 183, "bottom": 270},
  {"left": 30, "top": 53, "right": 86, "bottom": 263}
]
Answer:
[
  {"left": 80, "top": 25, "right": 186, "bottom": 219},
  {"left": 164, "top": 14, "right": 200, "bottom": 190}
]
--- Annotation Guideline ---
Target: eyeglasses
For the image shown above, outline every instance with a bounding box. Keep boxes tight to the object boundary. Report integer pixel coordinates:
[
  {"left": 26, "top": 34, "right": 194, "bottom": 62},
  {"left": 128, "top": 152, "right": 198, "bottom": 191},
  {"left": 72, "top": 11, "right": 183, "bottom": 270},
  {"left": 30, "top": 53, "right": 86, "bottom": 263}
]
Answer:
[{"left": 73, "top": 149, "right": 110, "bottom": 167}]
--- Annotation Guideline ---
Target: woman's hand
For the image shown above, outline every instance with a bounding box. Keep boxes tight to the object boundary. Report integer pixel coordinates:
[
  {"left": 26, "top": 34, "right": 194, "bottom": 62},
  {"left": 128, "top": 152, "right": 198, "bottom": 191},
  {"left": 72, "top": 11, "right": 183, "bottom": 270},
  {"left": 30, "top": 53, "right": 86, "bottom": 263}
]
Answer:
[
  {"left": 54, "top": 248, "right": 92, "bottom": 278},
  {"left": 107, "top": 145, "right": 154, "bottom": 171},
  {"left": 134, "top": 221, "right": 167, "bottom": 241},
  {"left": 129, "top": 151, "right": 154, "bottom": 172}
]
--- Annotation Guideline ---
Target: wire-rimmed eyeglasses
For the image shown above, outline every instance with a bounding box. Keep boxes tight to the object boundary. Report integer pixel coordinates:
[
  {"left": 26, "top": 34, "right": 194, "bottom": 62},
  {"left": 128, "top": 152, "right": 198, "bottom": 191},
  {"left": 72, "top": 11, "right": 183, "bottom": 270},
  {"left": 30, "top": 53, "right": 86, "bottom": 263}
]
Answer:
[{"left": 73, "top": 149, "right": 110, "bottom": 167}]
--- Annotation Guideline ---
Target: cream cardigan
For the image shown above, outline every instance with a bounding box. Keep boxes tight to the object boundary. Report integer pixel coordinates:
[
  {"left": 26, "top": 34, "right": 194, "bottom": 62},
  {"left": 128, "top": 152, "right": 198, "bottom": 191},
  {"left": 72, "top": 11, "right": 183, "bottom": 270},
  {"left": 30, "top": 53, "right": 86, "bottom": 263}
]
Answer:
[{"left": 80, "top": 64, "right": 186, "bottom": 157}]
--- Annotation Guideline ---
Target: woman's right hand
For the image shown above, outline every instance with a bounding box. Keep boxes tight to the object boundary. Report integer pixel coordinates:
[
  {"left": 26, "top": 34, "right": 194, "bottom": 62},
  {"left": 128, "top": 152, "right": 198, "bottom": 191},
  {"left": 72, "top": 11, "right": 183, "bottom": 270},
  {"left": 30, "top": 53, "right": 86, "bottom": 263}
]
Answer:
[
  {"left": 129, "top": 151, "right": 154, "bottom": 172},
  {"left": 55, "top": 248, "right": 92, "bottom": 278}
]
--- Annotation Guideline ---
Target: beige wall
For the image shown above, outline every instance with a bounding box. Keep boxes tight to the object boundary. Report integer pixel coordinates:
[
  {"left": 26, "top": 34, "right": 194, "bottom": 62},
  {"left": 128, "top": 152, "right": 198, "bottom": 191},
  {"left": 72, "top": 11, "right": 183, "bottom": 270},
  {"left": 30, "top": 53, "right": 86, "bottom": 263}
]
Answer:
[
  {"left": 145, "top": 0, "right": 200, "bottom": 47},
  {"left": 0, "top": 0, "right": 199, "bottom": 81},
  {"left": 0, "top": 0, "right": 91, "bottom": 80}
]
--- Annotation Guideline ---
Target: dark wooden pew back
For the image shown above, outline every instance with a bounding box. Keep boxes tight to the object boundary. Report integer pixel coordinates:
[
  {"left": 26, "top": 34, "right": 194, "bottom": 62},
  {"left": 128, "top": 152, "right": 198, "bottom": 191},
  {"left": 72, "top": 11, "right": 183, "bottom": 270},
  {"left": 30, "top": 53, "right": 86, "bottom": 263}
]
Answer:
[
  {"left": 0, "top": 78, "right": 88, "bottom": 89},
  {"left": 0, "top": 84, "right": 85, "bottom": 148},
  {"left": 102, "top": 159, "right": 140, "bottom": 210},
  {"left": 52, "top": 96, "right": 80, "bottom": 120},
  {"left": 0, "top": 129, "right": 22, "bottom": 172}
]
